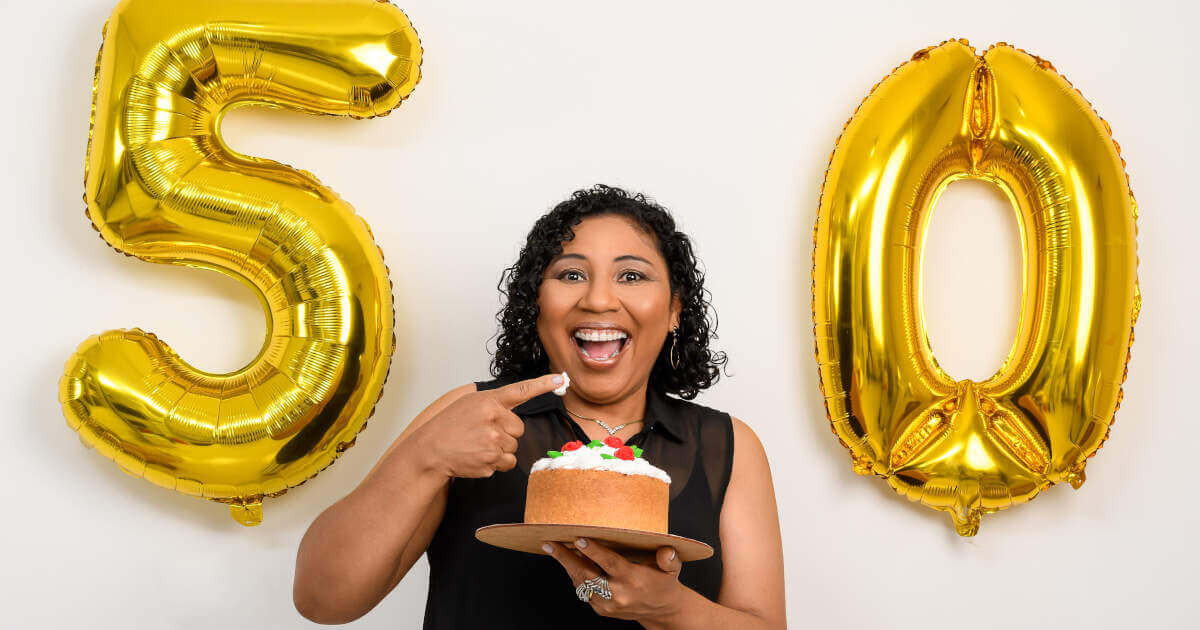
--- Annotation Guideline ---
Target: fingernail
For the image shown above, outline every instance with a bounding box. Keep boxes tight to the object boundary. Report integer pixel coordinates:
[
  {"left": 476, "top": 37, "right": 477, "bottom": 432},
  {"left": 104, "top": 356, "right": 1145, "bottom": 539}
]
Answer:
[
  {"left": 552, "top": 374, "right": 564, "bottom": 385},
  {"left": 542, "top": 543, "right": 554, "bottom": 554},
  {"left": 669, "top": 549, "right": 677, "bottom": 561},
  {"left": 575, "top": 538, "right": 588, "bottom": 549}
]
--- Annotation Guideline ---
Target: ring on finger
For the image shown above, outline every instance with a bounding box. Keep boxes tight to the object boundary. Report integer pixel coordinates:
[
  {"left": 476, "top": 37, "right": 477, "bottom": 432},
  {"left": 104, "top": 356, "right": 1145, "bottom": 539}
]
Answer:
[
  {"left": 582, "top": 576, "right": 611, "bottom": 600},
  {"left": 575, "top": 581, "right": 593, "bottom": 603}
]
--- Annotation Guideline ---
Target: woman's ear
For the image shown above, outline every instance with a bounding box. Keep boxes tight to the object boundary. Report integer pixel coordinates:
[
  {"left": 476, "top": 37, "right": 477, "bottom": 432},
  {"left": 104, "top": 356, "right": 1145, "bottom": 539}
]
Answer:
[{"left": 670, "top": 294, "right": 683, "bottom": 330}]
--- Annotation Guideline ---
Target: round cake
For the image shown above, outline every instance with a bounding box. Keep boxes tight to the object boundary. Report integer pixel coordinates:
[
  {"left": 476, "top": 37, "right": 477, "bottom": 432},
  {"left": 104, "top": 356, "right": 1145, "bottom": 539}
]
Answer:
[{"left": 526, "top": 436, "right": 672, "bottom": 533}]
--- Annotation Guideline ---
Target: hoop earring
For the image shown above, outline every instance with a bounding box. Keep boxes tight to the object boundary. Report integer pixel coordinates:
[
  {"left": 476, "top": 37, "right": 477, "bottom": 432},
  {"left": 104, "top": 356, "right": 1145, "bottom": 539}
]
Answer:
[{"left": 669, "top": 327, "right": 680, "bottom": 370}]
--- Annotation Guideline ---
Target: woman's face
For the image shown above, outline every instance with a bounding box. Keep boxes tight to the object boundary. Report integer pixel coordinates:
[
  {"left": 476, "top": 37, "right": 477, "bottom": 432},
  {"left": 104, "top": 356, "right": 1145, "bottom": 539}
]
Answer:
[{"left": 537, "top": 214, "right": 681, "bottom": 404}]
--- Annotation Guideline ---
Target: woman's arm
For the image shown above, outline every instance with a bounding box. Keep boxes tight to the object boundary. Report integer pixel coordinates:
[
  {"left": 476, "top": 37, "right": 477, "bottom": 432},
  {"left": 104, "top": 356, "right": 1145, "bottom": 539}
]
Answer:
[
  {"left": 293, "top": 373, "right": 563, "bottom": 623},
  {"left": 643, "top": 416, "right": 786, "bottom": 630},
  {"left": 292, "top": 383, "right": 474, "bottom": 624}
]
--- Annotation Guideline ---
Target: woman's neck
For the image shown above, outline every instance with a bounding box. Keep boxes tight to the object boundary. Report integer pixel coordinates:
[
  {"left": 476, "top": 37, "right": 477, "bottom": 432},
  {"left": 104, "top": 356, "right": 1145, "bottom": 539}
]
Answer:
[{"left": 559, "top": 382, "right": 649, "bottom": 441}]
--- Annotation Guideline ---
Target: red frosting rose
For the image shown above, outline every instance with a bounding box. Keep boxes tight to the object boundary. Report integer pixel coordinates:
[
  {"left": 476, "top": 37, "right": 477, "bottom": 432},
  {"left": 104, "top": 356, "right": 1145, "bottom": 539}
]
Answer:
[
  {"left": 603, "top": 436, "right": 624, "bottom": 448},
  {"left": 614, "top": 446, "right": 635, "bottom": 461},
  {"left": 561, "top": 440, "right": 584, "bottom": 452}
]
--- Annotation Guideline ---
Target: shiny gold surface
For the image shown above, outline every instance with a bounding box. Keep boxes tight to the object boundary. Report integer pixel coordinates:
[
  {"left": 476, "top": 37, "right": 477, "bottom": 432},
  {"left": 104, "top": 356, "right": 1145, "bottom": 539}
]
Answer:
[
  {"left": 60, "top": 0, "right": 421, "bottom": 525},
  {"left": 812, "top": 40, "right": 1139, "bottom": 535}
]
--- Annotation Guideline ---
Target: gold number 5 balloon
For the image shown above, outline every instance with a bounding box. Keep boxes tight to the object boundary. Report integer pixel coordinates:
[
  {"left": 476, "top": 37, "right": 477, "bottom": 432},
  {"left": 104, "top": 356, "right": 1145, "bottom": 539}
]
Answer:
[
  {"left": 59, "top": 0, "right": 421, "bottom": 525},
  {"left": 812, "top": 40, "right": 1139, "bottom": 535}
]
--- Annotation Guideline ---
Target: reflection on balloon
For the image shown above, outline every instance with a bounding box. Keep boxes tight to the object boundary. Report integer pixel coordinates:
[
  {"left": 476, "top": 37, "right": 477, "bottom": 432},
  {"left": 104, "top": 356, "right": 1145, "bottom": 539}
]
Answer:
[
  {"left": 59, "top": 0, "right": 421, "bottom": 525},
  {"left": 812, "top": 39, "right": 1139, "bottom": 535}
]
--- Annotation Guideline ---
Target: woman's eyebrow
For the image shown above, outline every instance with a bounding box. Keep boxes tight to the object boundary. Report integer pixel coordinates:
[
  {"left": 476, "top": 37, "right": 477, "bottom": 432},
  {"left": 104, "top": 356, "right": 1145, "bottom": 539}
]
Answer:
[{"left": 550, "top": 253, "right": 652, "bottom": 265}]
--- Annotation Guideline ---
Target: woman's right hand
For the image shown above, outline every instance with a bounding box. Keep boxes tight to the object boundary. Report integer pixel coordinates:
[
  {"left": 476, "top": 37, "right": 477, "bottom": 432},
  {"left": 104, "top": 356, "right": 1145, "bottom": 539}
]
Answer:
[
  {"left": 294, "top": 377, "right": 564, "bottom": 624},
  {"left": 413, "top": 373, "right": 564, "bottom": 479}
]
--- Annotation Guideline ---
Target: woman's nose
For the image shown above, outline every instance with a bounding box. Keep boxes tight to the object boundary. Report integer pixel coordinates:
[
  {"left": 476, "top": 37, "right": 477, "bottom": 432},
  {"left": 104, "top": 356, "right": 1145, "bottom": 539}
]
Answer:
[{"left": 579, "top": 278, "right": 619, "bottom": 312}]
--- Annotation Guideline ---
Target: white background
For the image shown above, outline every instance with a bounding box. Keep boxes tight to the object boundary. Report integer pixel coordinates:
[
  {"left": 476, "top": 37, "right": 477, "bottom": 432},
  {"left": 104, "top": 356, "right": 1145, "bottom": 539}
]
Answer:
[{"left": 3, "top": 0, "right": 1197, "bottom": 628}]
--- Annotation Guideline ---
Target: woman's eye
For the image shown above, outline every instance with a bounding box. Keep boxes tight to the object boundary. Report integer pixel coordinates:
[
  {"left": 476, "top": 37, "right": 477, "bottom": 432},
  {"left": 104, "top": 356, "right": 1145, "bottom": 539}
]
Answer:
[
  {"left": 559, "top": 270, "right": 585, "bottom": 282},
  {"left": 619, "top": 271, "right": 645, "bottom": 282}
]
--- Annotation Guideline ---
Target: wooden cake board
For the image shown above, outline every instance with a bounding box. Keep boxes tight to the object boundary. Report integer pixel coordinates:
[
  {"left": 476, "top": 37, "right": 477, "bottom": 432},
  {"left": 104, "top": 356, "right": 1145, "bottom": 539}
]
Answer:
[{"left": 476, "top": 523, "right": 714, "bottom": 562}]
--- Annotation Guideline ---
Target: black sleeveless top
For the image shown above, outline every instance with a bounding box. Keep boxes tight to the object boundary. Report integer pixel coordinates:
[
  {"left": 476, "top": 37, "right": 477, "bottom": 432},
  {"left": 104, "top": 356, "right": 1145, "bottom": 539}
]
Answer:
[{"left": 421, "top": 377, "right": 734, "bottom": 629}]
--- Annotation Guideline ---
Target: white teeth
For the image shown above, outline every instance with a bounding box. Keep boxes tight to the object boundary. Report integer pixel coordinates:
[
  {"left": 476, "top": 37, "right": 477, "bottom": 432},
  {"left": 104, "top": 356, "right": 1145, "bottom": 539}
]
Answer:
[{"left": 573, "top": 329, "right": 629, "bottom": 342}]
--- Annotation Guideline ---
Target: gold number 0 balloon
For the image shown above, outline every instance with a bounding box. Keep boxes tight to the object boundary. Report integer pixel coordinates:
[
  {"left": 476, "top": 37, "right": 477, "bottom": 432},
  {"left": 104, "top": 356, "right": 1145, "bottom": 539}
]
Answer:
[
  {"left": 812, "top": 40, "right": 1139, "bottom": 535},
  {"left": 59, "top": 0, "right": 421, "bottom": 525}
]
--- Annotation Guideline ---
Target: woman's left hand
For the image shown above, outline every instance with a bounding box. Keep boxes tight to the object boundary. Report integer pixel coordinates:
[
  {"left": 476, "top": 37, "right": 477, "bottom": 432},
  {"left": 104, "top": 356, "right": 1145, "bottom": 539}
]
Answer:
[{"left": 542, "top": 538, "right": 684, "bottom": 622}]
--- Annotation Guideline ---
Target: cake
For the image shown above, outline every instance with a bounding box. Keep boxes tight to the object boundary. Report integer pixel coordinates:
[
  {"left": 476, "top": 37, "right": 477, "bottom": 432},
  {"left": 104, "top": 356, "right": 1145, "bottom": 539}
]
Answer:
[{"left": 526, "top": 436, "right": 671, "bottom": 533}]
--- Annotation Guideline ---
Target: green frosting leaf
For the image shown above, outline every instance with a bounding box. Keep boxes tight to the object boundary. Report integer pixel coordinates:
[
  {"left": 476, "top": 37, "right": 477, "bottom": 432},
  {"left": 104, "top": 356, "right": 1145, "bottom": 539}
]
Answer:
[
  {"left": 632, "top": 446, "right": 644, "bottom": 458},
  {"left": 547, "top": 450, "right": 563, "bottom": 458},
  {"left": 587, "top": 440, "right": 604, "bottom": 448},
  {"left": 600, "top": 453, "right": 616, "bottom": 460}
]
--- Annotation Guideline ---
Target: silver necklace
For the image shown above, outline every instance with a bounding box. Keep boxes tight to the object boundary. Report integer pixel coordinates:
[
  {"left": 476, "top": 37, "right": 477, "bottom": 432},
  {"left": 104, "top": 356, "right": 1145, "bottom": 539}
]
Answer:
[{"left": 564, "top": 407, "right": 642, "bottom": 436}]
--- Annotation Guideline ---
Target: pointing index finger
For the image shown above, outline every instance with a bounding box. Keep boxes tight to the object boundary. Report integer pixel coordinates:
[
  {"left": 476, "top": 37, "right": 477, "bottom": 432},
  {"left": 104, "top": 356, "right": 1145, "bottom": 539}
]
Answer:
[{"left": 490, "top": 373, "right": 565, "bottom": 409}]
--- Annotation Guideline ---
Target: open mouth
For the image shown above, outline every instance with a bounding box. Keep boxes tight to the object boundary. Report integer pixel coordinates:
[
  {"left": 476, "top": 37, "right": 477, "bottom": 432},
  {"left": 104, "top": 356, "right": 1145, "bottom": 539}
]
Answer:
[{"left": 572, "top": 327, "right": 630, "bottom": 364}]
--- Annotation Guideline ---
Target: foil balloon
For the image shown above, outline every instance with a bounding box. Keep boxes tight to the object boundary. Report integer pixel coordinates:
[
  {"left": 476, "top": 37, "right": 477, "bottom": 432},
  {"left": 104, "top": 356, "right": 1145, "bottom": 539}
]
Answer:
[
  {"left": 812, "top": 40, "right": 1139, "bottom": 535},
  {"left": 59, "top": 0, "right": 421, "bottom": 525}
]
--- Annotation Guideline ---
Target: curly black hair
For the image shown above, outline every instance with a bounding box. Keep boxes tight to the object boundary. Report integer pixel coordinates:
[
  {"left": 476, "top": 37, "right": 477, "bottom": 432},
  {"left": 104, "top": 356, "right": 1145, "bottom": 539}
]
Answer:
[{"left": 489, "top": 184, "right": 727, "bottom": 400}]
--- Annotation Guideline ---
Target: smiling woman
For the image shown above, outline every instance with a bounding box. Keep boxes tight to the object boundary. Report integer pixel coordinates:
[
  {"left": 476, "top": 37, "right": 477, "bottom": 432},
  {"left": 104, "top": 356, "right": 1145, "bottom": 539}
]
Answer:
[
  {"left": 293, "top": 186, "right": 786, "bottom": 629},
  {"left": 494, "top": 186, "right": 724, "bottom": 403}
]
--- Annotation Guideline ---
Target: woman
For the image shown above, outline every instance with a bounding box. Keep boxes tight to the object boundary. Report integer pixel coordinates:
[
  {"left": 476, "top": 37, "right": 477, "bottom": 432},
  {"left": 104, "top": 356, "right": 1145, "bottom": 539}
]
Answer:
[{"left": 294, "top": 185, "right": 785, "bottom": 629}]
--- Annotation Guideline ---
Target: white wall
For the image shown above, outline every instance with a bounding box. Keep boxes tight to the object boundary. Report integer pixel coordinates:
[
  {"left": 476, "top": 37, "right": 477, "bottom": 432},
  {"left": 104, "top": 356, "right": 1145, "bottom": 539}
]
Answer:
[{"left": 4, "top": 0, "right": 1196, "bottom": 627}]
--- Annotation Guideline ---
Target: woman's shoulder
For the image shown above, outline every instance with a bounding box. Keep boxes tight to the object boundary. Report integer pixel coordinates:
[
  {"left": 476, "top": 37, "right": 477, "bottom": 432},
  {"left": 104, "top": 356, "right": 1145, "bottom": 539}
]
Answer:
[
  {"left": 655, "top": 388, "right": 733, "bottom": 424},
  {"left": 473, "top": 376, "right": 516, "bottom": 392},
  {"left": 441, "top": 382, "right": 480, "bottom": 399},
  {"left": 657, "top": 392, "right": 765, "bottom": 454},
  {"left": 412, "top": 382, "right": 478, "bottom": 424}
]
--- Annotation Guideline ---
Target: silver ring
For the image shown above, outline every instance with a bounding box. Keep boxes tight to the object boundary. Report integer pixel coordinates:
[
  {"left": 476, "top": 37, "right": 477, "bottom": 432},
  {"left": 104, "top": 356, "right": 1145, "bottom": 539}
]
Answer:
[
  {"left": 575, "top": 581, "right": 593, "bottom": 603},
  {"left": 583, "top": 576, "right": 612, "bottom": 600}
]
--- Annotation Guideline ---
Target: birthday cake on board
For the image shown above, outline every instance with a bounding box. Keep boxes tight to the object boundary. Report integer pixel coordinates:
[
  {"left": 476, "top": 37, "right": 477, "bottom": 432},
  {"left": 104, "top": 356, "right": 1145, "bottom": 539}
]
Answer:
[{"left": 526, "top": 436, "right": 671, "bottom": 533}]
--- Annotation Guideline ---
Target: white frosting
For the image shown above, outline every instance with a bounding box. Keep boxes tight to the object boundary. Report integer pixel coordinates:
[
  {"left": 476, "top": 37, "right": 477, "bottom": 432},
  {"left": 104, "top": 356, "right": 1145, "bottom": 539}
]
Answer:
[
  {"left": 531, "top": 444, "right": 671, "bottom": 484},
  {"left": 553, "top": 371, "right": 570, "bottom": 396}
]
